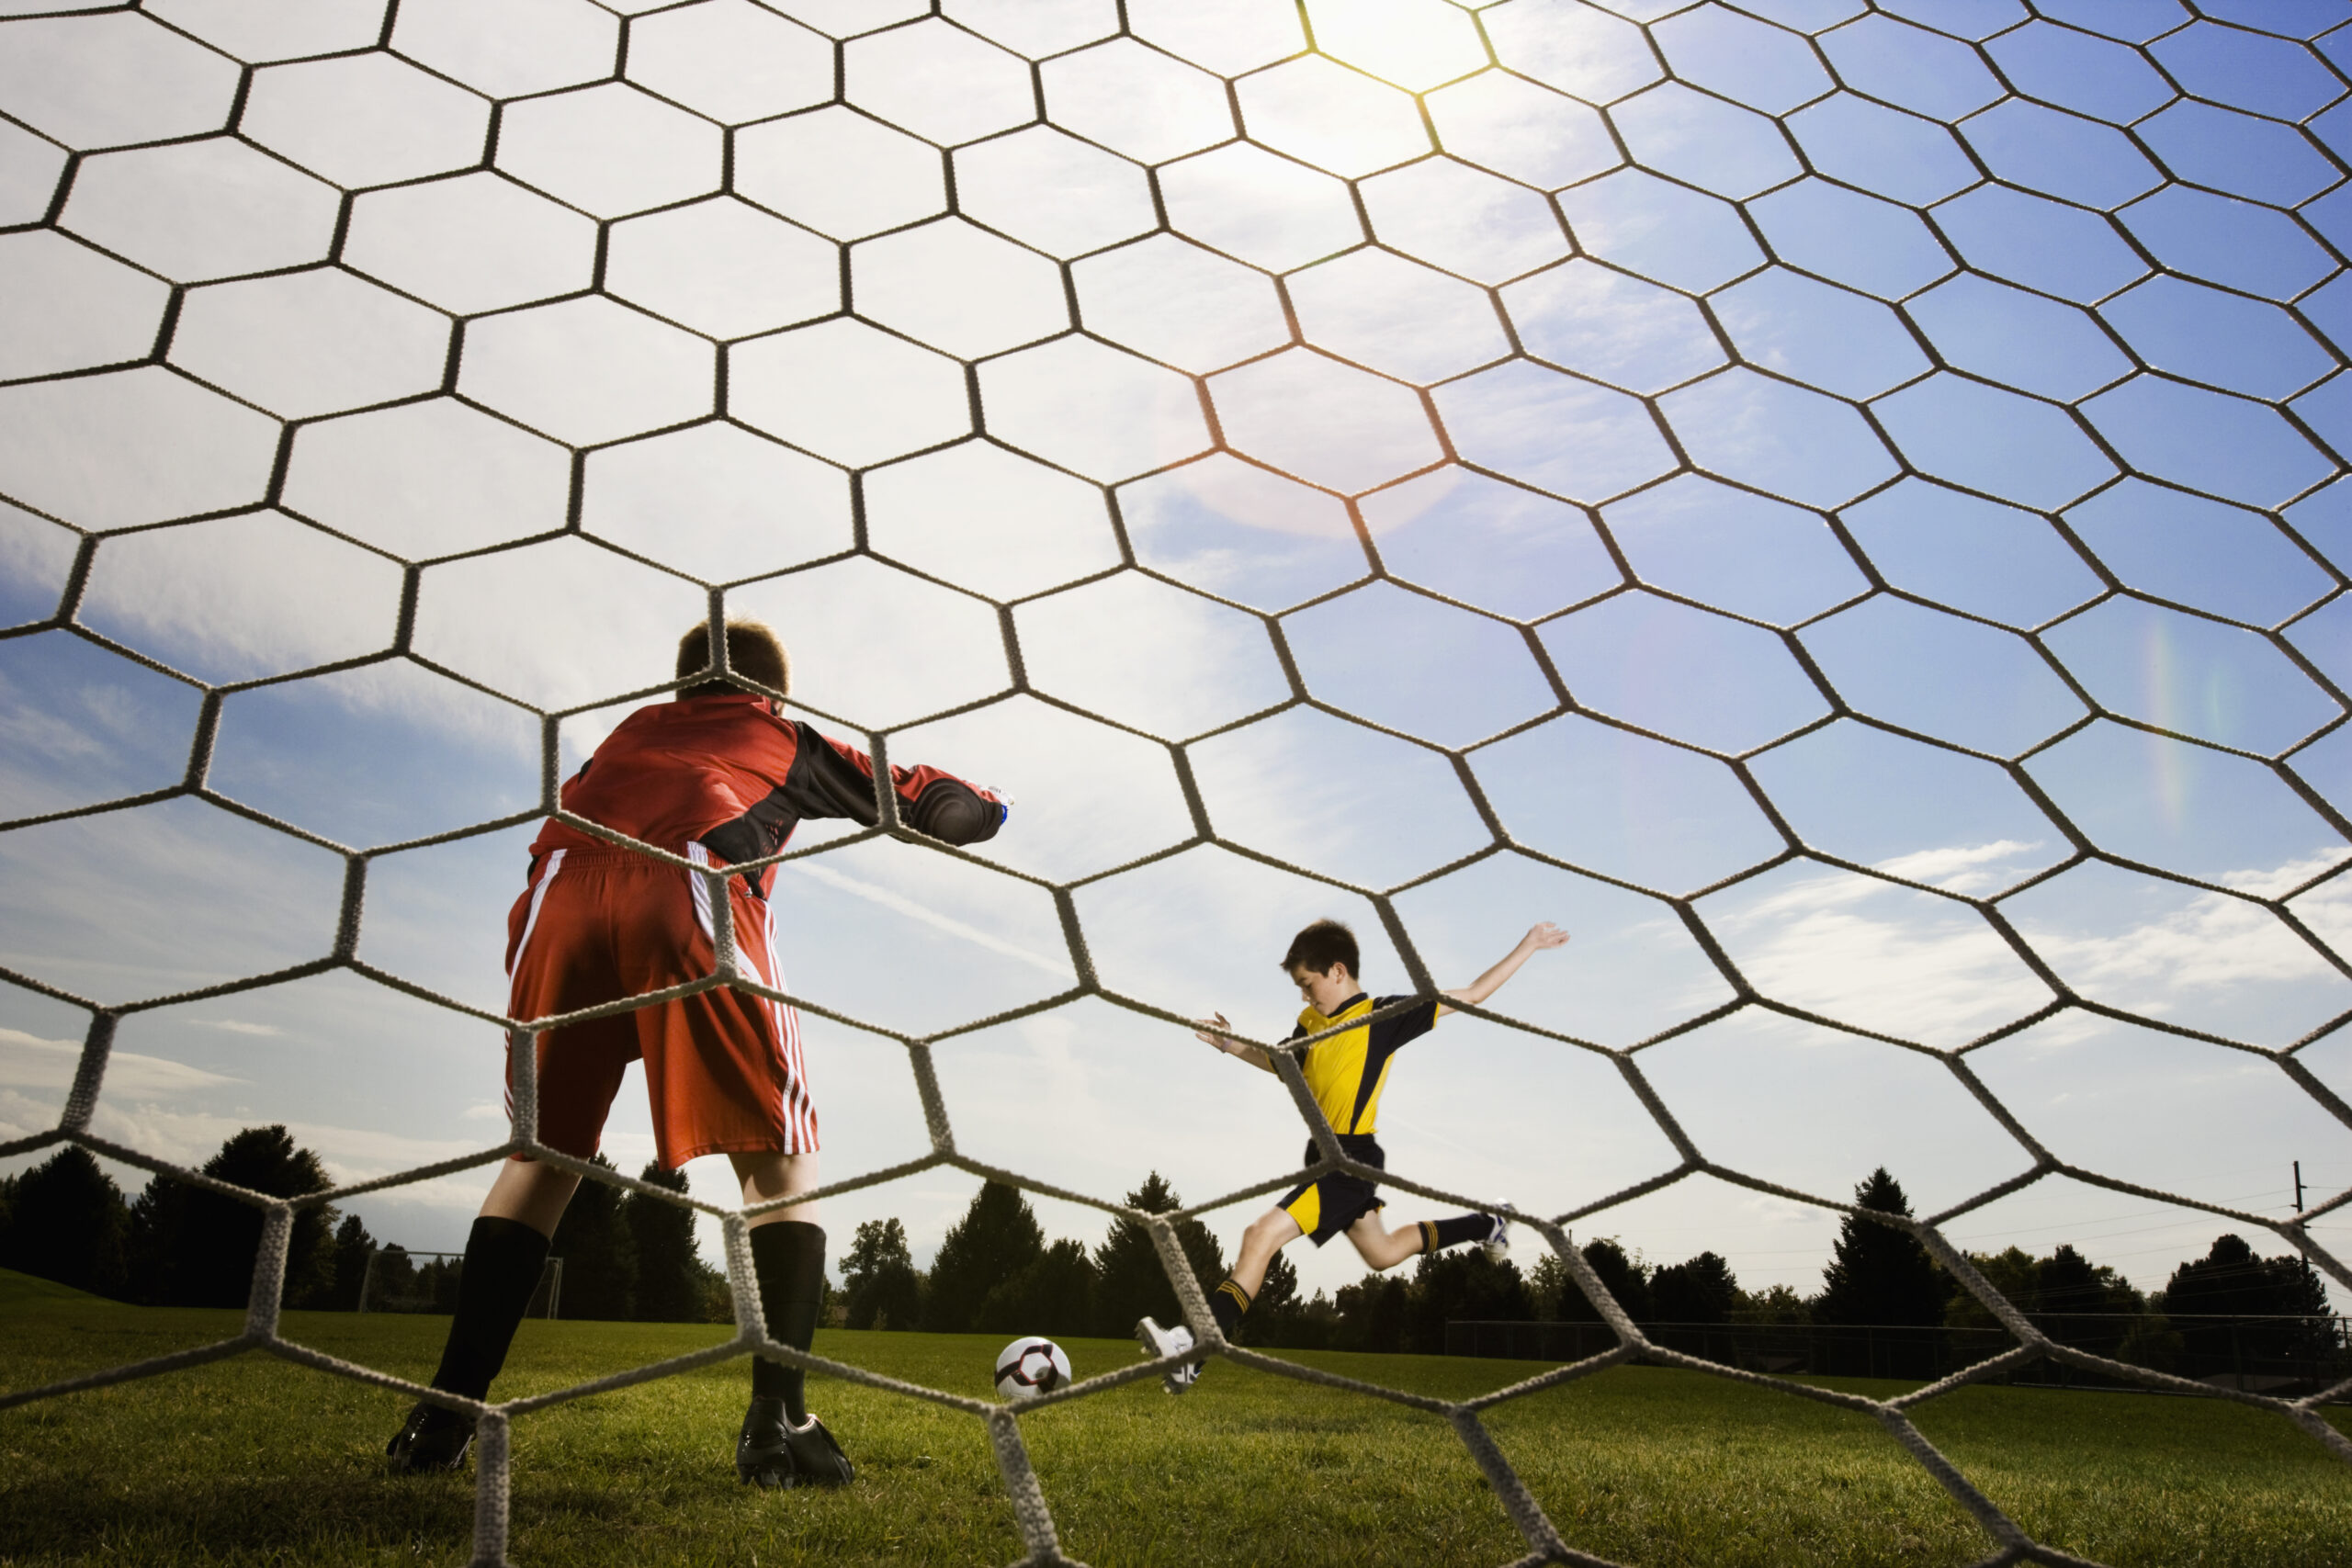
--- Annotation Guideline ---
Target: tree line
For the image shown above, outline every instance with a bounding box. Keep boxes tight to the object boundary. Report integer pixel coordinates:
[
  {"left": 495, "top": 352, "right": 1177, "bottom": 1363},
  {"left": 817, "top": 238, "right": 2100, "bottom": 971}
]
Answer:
[
  {"left": 6, "top": 1139, "right": 2335, "bottom": 1366},
  {"left": 837, "top": 1167, "right": 2338, "bottom": 1369},
  {"left": 1406, "top": 1168, "right": 2336, "bottom": 1377},
  {"left": 0, "top": 1131, "right": 728, "bottom": 1322},
  {"left": 836, "top": 1172, "right": 1225, "bottom": 1341}
]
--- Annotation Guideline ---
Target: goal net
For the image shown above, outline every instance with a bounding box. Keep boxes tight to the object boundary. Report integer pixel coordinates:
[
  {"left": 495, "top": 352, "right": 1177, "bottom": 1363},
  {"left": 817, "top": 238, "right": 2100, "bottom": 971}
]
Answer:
[{"left": 3, "top": 0, "right": 2351, "bottom": 1563}]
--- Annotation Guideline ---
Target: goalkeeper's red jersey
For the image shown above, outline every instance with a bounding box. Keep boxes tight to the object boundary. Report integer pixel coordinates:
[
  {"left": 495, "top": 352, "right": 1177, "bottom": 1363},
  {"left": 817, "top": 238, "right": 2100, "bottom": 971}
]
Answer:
[
  {"left": 502, "top": 694, "right": 1005, "bottom": 1167},
  {"left": 528, "top": 693, "right": 1005, "bottom": 893}
]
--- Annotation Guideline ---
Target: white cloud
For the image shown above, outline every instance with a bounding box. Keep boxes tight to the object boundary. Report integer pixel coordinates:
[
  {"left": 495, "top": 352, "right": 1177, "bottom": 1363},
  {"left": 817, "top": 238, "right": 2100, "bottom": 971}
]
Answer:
[
  {"left": 0, "top": 669, "right": 119, "bottom": 770},
  {"left": 77, "top": 510, "right": 403, "bottom": 685},
  {"left": 2023, "top": 853, "right": 2351, "bottom": 1043},
  {"left": 0, "top": 1087, "right": 65, "bottom": 1146},
  {"left": 3, "top": 1075, "right": 492, "bottom": 1211},
  {"left": 2282, "top": 854, "right": 2352, "bottom": 950},
  {"left": 0, "top": 795, "right": 345, "bottom": 1004},
  {"left": 1874, "top": 838, "right": 2045, "bottom": 896},
  {"left": 2037, "top": 897, "right": 2332, "bottom": 1006},
  {"left": 779, "top": 855, "right": 1070, "bottom": 979},
  {"left": 1705, "top": 858, "right": 2055, "bottom": 1048},
  {"left": 0, "top": 1025, "right": 242, "bottom": 1095}
]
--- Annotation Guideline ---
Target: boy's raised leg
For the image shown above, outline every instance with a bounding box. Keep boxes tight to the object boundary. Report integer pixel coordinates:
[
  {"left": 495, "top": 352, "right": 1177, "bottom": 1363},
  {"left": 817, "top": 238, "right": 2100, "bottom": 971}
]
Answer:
[{"left": 1418, "top": 1213, "right": 1510, "bottom": 1261}]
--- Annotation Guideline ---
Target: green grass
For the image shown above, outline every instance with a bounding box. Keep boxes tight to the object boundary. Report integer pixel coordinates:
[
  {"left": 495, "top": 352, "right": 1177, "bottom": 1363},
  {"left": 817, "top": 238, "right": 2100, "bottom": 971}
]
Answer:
[{"left": 2, "top": 1269, "right": 2347, "bottom": 1566}]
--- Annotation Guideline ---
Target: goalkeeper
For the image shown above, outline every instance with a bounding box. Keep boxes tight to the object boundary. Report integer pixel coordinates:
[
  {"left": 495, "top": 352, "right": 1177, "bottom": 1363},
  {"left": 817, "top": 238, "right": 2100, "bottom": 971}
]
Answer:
[
  {"left": 1140, "top": 918, "right": 1566, "bottom": 1390},
  {"left": 387, "top": 619, "right": 1007, "bottom": 1487}
]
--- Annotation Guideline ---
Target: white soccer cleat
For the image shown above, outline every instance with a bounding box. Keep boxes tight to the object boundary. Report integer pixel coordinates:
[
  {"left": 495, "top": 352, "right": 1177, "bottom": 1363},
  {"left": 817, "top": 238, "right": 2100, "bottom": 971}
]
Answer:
[
  {"left": 1480, "top": 1213, "right": 1510, "bottom": 1263},
  {"left": 1135, "top": 1315, "right": 1200, "bottom": 1395}
]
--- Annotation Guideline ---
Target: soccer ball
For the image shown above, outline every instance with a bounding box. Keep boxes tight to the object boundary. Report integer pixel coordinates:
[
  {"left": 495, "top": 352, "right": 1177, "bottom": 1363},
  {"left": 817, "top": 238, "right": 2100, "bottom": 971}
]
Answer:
[{"left": 994, "top": 1337, "right": 1073, "bottom": 1400}]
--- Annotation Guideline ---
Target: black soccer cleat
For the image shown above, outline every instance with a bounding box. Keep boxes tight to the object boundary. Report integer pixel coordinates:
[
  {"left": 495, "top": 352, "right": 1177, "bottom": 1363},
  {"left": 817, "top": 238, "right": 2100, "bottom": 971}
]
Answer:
[
  {"left": 738, "top": 1397, "right": 855, "bottom": 1489},
  {"left": 738, "top": 1396, "right": 794, "bottom": 1489},
  {"left": 782, "top": 1412, "right": 854, "bottom": 1485},
  {"left": 386, "top": 1400, "right": 476, "bottom": 1475}
]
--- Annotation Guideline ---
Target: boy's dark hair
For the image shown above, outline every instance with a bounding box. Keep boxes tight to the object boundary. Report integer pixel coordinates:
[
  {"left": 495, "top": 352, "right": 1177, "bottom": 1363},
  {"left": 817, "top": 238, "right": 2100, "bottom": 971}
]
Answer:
[
  {"left": 1282, "top": 919, "right": 1358, "bottom": 978},
  {"left": 676, "top": 619, "right": 790, "bottom": 700}
]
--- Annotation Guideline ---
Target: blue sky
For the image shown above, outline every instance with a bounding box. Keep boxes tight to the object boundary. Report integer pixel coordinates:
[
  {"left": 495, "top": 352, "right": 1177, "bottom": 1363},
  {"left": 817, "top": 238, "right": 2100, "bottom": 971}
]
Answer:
[{"left": 3, "top": 0, "right": 2352, "bottom": 1319}]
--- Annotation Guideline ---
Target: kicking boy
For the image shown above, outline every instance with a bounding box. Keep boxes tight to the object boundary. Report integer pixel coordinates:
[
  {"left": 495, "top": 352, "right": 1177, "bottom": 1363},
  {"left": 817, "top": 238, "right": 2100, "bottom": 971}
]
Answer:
[
  {"left": 1139, "top": 918, "right": 1567, "bottom": 1389},
  {"left": 386, "top": 619, "right": 1006, "bottom": 1486}
]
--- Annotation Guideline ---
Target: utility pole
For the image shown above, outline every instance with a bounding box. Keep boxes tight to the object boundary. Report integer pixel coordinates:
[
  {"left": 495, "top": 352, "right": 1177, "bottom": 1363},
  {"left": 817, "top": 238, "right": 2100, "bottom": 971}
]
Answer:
[{"left": 2291, "top": 1161, "right": 2324, "bottom": 1348}]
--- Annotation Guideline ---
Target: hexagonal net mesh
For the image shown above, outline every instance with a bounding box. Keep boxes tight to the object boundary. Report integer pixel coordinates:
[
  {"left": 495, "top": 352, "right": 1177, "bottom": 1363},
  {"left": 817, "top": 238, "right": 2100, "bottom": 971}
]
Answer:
[{"left": 4, "top": 0, "right": 2352, "bottom": 1562}]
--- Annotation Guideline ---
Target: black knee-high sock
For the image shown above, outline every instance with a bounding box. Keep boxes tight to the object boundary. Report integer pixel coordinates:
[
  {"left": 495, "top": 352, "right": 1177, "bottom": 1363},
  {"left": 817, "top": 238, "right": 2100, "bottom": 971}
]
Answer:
[
  {"left": 1210, "top": 1276, "right": 1251, "bottom": 1339},
  {"left": 750, "top": 1220, "right": 826, "bottom": 1423},
  {"left": 430, "top": 1216, "right": 551, "bottom": 1400},
  {"left": 1419, "top": 1213, "right": 1494, "bottom": 1255}
]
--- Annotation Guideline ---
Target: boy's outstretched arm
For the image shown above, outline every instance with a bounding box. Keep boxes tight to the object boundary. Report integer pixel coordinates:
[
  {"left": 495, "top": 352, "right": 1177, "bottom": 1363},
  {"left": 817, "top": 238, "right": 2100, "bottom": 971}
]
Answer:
[
  {"left": 1194, "top": 1012, "right": 1278, "bottom": 1074},
  {"left": 1439, "top": 922, "right": 1569, "bottom": 1016}
]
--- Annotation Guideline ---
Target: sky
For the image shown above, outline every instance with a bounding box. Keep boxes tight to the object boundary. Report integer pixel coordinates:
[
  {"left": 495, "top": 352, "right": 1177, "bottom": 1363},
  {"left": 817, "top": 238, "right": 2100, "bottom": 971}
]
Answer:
[{"left": 3, "top": 0, "right": 2352, "bottom": 1326}]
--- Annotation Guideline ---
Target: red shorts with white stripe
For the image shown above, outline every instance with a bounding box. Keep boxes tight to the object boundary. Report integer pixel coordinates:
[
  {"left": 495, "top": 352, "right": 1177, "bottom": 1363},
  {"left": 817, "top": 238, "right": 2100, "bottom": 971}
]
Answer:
[{"left": 503, "top": 845, "right": 815, "bottom": 1168}]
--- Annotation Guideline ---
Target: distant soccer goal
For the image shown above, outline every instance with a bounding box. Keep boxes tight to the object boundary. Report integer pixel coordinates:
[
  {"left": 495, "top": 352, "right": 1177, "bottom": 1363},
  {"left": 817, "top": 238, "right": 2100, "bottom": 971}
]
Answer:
[{"left": 356, "top": 1247, "right": 564, "bottom": 1321}]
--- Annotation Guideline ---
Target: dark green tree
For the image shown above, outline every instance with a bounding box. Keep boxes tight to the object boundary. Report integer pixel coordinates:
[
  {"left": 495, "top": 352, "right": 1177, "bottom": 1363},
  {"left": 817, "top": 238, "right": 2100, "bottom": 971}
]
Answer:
[
  {"left": 1, "top": 1145, "right": 131, "bottom": 1298},
  {"left": 1556, "top": 1236, "right": 1651, "bottom": 1323},
  {"left": 1407, "top": 1247, "right": 1531, "bottom": 1353},
  {"left": 1272, "top": 1285, "right": 1342, "bottom": 1350},
  {"left": 696, "top": 1259, "right": 737, "bottom": 1325},
  {"left": 1331, "top": 1271, "right": 1410, "bottom": 1352},
  {"left": 547, "top": 1154, "right": 637, "bottom": 1320},
  {"left": 978, "top": 1237, "right": 1097, "bottom": 1339},
  {"left": 1255, "top": 1247, "right": 1300, "bottom": 1318},
  {"left": 625, "top": 1161, "right": 706, "bottom": 1322},
  {"left": 2161, "top": 1234, "right": 2335, "bottom": 1370},
  {"left": 1813, "top": 1168, "right": 1943, "bottom": 1326},
  {"left": 1241, "top": 1248, "right": 1302, "bottom": 1345},
  {"left": 842, "top": 1216, "right": 923, "bottom": 1330},
  {"left": 1946, "top": 1245, "right": 2040, "bottom": 1328},
  {"left": 838, "top": 1216, "right": 914, "bottom": 1329},
  {"left": 2021, "top": 1243, "right": 2143, "bottom": 1360},
  {"left": 1090, "top": 1172, "right": 1224, "bottom": 1339},
  {"left": 1650, "top": 1251, "right": 1739, "bottom": 1325},
  {"left": 421, "top": 1255, "right": 462, "bottom": 1313},
  {"left": 2034, "top": 1244, "right": 2141, "bottom": 1314},
  {"left": 128, "top": 1126, "right": 337, "bottom": 1308},
  {"left": 324, "top": 1212, "right": 375, "bottom": 1311},
  {"left": 1732, "top": 1283, "right": 1812, "bottom": 1325},
  {"left": 925, "top": 1181, "right": 1046, "bottom": 1333},
  {"left": 371, "top": 1243, "right": 418, "bottom": 1310}
]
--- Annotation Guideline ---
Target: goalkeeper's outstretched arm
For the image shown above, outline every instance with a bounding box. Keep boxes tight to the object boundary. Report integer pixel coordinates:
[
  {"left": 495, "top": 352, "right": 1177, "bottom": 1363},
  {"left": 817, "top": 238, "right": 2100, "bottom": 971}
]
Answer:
[
  {"left": 1439, "top": 922, "right": 1569, "bottom": 1016},
  {"left": 770, "top": 720, "right": 1009, "bottom": 845}
]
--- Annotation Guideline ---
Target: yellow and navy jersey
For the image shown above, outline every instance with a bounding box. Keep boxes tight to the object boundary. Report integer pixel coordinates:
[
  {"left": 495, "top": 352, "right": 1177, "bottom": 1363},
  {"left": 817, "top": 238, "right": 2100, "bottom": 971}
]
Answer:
[{"left": 1283, "top": 993, "right": 1438, "bottom": 1137}]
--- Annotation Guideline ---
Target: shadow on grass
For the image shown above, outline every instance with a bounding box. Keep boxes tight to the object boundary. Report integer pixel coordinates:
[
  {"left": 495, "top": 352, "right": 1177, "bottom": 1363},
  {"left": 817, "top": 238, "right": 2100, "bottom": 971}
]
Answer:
[{"left": 1, "top": 1469, "right": 475, "bottom": 1560}]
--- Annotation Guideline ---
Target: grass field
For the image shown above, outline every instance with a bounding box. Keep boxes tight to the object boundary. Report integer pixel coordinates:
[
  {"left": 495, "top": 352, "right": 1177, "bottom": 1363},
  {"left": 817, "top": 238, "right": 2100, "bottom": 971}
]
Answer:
[{"left": 3, "top": 1270, "right": 2348, "bottom": 1567}]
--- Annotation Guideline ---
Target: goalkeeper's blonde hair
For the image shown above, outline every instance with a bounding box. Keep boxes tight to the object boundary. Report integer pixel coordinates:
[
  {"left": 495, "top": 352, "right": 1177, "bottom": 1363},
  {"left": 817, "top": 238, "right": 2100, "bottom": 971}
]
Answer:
[{"left": 675, "top": 619, "right": 789, "bottom": 701}]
